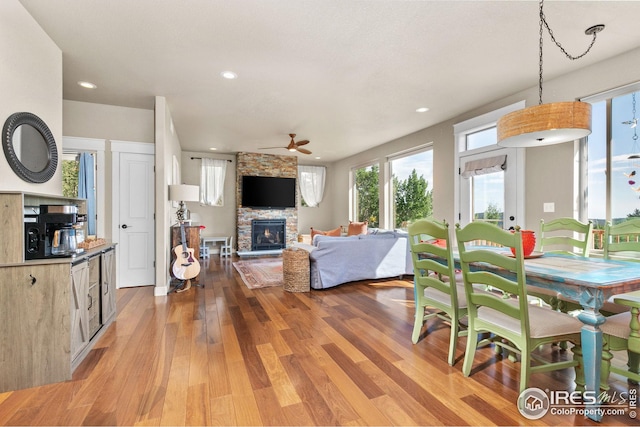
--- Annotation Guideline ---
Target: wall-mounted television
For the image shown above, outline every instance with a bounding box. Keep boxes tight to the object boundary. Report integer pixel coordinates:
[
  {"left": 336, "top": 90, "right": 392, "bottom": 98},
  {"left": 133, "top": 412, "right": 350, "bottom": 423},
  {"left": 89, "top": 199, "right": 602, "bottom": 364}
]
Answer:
[{"left": 241, "top": 175, "right": 296, "bottom": 209}]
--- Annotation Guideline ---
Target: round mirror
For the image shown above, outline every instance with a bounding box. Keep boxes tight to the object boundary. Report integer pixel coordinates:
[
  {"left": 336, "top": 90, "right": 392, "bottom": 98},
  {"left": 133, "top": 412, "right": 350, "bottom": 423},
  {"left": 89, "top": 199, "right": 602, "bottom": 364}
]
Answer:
[{"left": 2, "top": 112, "right": 58, "bottom": 183}]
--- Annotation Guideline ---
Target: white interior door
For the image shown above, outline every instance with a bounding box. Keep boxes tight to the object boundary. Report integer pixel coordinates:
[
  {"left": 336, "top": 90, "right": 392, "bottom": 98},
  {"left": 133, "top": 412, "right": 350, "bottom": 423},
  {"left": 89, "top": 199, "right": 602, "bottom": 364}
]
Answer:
[
  {"left": 459, "top": 147, "right": 524, "bottom": 230},
  {"left": 112, "top": 143, "right": 155, "bottom": 288}
]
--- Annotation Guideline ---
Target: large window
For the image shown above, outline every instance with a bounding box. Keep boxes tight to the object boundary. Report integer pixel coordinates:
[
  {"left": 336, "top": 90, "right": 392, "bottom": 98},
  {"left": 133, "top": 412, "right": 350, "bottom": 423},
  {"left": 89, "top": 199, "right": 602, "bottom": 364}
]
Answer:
[
  {"left": 583, "top": 84, "right": 640, "bottom": 246},
  {"left": 354, "top": 164, "right": 380, "bottom": 227},
  {"left": 351, "top": 146, "right": 433, "bottom": 230},
  {"left": 390, "top": 149, "right": 433, "bottom": 230}
]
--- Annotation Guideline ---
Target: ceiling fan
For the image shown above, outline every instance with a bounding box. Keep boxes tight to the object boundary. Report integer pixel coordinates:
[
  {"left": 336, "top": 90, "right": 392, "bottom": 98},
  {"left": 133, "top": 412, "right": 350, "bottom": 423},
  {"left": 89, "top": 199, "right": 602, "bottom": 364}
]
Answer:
[{"left": 261, "top": 134, "right": 311, "bottom": 155}]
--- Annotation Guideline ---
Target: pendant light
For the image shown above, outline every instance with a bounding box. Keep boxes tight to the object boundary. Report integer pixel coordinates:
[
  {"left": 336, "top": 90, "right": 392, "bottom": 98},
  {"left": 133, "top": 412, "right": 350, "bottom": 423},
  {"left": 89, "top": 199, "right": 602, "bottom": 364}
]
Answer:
[{"left": 497, "top": 0, "right": 604, "bottom": 148}]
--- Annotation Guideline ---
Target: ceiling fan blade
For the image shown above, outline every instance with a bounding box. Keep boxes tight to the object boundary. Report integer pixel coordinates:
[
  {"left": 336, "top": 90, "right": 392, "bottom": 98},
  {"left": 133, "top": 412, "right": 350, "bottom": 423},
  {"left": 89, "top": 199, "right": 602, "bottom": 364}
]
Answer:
[
  {"left": 260, "top": 146, "right": 286, "bottom": 150},
  {"left": 296, "top": 147, "right": 312, "bottom": 155},
  {"left": 295, "top": 140, "right": 310, "bottom": 146}
]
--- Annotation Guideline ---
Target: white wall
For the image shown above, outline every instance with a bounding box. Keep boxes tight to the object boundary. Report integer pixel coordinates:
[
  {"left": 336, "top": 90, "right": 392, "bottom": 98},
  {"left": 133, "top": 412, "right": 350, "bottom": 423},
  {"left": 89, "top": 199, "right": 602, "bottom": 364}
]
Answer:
[
  {"left": 0, "top": 0, "right": 62, "bottom": 195},
  {"left": 331, "top": 47, "right": 640, "bottom": 234},
  {"left": 63, "top": 100, "right": 154, "bottom": 142},
  {"left": 155, "top": 96, "right": 182, "bottom": 296}
]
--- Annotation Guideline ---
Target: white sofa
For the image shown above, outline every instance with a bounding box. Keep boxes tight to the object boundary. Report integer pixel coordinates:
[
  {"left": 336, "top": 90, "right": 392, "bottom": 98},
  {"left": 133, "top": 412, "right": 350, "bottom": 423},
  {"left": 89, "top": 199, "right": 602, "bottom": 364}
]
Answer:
[{"left": 296, "top": 231, "right": 413, "bottom": 289}]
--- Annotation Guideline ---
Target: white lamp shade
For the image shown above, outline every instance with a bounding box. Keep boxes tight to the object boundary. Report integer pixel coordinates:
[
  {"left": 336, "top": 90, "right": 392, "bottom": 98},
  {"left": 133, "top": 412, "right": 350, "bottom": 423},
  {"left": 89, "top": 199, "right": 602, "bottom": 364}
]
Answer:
[{"left": 169, "top": 184, "right": 200, "bottom": 202}]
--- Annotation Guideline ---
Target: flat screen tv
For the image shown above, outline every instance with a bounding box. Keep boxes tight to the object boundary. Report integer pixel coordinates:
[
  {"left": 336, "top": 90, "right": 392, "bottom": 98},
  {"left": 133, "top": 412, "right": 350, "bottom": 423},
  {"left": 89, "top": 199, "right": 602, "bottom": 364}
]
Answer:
[{"left": 241, "top": 175, "right": 296, "bottom": 208}]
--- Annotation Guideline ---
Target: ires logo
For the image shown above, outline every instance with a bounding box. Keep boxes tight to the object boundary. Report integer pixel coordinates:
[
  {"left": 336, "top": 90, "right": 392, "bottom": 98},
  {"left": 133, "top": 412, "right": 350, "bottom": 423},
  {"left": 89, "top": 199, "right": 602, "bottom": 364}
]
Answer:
[{"left": 518, "top": 388, "right": 634, "bottom": 420}]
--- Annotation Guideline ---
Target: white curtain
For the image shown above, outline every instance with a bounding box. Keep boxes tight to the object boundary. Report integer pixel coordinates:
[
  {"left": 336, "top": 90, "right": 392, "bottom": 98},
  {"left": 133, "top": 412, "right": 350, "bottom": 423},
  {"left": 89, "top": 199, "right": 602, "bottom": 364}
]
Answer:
[
  {"left": 298, "top": 165, "right": 326, "bottom": 207},
  {"left": 200, "top": 158, "right": 227, "bottom": 206}
]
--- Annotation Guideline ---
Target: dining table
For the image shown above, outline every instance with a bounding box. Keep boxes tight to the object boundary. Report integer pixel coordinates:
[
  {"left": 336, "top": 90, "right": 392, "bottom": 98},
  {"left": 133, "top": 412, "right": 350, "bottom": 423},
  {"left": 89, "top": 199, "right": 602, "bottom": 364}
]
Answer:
[{"left": 437, "top": 248, "right": 640, "bottom": 422}]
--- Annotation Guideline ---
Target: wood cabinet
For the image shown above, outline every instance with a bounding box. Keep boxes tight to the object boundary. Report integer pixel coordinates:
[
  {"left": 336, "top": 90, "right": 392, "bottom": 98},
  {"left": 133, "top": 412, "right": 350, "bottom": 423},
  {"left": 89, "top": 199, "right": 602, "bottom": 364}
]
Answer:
[
  {"left": 102, "top": 247, "right": 117, "bottom": 323},
  {"left": 0, "top": 263, "right": 70, "bottom": 392},
  {"left": 70, "top": 248, "right": 117, "bottom": 371},
  {"left": 170, "top": 224, "right": 201, "bottom": 283},
  {"left": 0, "top": 192, "right": 115, "bottom": 392}
]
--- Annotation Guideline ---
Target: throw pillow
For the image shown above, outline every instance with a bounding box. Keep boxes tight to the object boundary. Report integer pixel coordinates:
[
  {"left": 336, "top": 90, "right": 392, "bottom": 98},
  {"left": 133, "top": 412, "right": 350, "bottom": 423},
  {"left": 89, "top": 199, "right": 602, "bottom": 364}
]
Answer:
[
  {"left": 310, "top": 226, "right": 342, "bottom": 239},
  {"left": 347, "top": 220, "right": 368, "bottom": 236}
]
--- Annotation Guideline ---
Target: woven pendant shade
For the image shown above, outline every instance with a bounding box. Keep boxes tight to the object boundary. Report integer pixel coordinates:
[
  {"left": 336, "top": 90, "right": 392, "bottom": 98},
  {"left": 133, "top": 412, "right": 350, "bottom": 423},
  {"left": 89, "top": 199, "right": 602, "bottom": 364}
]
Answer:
[{"left": 497, "top": 101, "right": 592, "bottom": 148}]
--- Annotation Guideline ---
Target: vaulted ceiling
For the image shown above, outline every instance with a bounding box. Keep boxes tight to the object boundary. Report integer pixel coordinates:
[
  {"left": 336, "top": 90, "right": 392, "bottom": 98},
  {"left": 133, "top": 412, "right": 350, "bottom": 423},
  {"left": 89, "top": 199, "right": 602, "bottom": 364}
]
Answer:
[{"left": 19, "top": 0, "right": 640, "bottom": 162}]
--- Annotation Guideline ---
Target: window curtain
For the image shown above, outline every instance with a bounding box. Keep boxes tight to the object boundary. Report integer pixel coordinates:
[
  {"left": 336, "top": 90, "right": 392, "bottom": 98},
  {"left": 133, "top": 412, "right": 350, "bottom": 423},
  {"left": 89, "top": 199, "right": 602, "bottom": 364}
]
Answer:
[
  {"left": 461, "top": 155, "right": 506, "bottom": 178},
  {"left": 200, "top": 158, "right": 227, "bottom": 206},
  {"left": 298, "top": 165, "right": 326, "bottom": 207},
  {"left": 77, "top": 152, "right": 96, "bottom": 235}
]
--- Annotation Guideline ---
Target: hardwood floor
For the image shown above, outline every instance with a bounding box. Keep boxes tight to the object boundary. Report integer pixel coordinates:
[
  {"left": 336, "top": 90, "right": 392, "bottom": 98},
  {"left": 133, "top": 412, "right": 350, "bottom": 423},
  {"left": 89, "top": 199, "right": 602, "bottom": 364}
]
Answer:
[{"left": 0, "top": 256, "right": 637, "bottom": 426}]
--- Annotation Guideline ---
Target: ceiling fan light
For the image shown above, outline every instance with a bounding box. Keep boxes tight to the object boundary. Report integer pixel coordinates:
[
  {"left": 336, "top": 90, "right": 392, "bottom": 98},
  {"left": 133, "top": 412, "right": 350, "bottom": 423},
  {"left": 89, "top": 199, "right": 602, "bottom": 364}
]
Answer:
[
  {"left": 497, "top": 102, "right": 592, "bottom": 148},
  {"left": 288, "top": 147, "right": 297, "bottom": 152}
]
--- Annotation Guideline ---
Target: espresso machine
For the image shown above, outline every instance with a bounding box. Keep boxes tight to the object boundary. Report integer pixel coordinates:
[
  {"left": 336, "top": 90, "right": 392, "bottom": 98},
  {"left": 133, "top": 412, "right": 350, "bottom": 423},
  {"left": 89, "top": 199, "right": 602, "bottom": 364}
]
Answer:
[{"left": 24, "top": 204, "right": 86, "bottom": 259}]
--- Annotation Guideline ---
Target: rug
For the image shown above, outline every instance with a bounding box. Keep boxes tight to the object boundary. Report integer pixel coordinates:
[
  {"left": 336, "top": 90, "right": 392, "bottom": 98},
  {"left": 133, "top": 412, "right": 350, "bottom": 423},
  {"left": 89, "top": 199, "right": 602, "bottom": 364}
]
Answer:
[{"left": 233, "top": 258, "right": 283, "bottom": 289}]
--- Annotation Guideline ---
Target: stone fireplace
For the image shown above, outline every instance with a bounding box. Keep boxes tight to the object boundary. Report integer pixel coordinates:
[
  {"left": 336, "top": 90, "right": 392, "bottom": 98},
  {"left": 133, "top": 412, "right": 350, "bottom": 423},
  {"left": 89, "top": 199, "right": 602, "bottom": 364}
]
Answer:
[
  {"left": 236, "top": 152, "right": 298, "bottom": 254},
  {"left": 251, "top": 219, "right": 286, "bottom": 251}
]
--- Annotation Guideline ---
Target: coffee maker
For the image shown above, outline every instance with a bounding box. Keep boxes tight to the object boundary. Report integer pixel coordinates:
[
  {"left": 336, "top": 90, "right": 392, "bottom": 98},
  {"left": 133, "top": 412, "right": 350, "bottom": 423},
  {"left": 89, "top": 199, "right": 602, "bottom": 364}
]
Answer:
[{"left": 24, "top": 205, "right": 85, "bottom": 259}]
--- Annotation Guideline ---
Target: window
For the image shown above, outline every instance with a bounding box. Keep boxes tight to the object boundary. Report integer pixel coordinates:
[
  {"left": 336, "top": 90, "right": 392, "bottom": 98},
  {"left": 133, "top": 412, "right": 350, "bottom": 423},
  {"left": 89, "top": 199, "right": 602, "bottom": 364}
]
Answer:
[
  {"left": 465, "top": 127, "right": 498, "bottom": 151},
  {"left": 200, "top": 158, "right": 227, "bottom": 206},
  {"left": 62, "top": 151, "right": 97, "bottom": 235},
  {"left": 454, "top": 102, "right": 525, "bottom": 229},
  {"left": 353, "top": 164, "right": 380, "bottom": 227},
  {"left": 390, "top": 148, "right": 433, "bottom": 230},
  {"left": 62, "top": 137, "right": 105, "bottom": 238},
  {"left": 583, "top": 83, "right": 640, "bottom": 244},
  {"left": 298, "top": 165, "right": 326, "bottom": 207}
]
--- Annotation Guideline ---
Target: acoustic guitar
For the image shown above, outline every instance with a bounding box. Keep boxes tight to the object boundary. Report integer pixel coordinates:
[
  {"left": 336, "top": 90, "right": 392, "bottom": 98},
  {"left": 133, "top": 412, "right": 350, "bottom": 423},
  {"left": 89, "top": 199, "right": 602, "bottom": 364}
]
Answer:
[{"left": 171, "top": 222, "right": 201, "bottom": 292}]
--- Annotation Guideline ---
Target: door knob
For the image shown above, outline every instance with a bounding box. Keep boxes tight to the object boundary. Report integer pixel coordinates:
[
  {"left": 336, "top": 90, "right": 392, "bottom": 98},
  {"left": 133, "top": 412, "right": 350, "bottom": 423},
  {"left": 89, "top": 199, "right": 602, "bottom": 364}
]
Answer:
[{"left": 121, "top": 224, "right": 130, "bottom": 229}]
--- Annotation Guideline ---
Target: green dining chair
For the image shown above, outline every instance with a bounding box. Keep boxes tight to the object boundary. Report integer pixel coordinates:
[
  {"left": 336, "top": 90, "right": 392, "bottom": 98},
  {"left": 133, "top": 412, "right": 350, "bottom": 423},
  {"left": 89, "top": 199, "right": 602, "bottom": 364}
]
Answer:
[
  {"left": 455, "top": 222, "right": 583, "bottom": 393},
  {"left": 530, "top": 218, "right": 593, "bottom": 310},
  {"left": 599, "top": 290, "right": 640, "bottom": 390},
  {"left": 604, "top": 218, "right": 640, "bottom": 261},
  {"left": 408, "top": 219, "right": 467, "bottom": 366},
  {"left": 598, "top": 219, "right": 640, "bottom": 389},
  {"left": 596, "top": 219, "right": 640, "bottom": 316},
  {"left": 539, "top": 217, "right": 593, "bottom": 256}
]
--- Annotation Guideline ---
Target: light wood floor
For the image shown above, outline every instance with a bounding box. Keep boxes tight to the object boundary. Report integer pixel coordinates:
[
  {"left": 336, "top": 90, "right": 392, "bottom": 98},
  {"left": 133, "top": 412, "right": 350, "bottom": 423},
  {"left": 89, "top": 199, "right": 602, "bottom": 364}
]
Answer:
[{"left": 0, "top": 256, "right": 637, "bottom": 426}]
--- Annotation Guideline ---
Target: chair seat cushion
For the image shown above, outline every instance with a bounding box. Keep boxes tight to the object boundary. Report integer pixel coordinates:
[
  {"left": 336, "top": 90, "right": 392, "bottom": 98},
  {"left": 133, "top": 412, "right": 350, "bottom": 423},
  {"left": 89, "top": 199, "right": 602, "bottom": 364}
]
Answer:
[
  {"left": 425, "top": 283, "right": 467, "bottom": 309},
  {"left": 478, "top": 304, "right": 583, "bottom": 339},
  {"left": 600, "top": 312, "right": 631, "bottom": 339}
]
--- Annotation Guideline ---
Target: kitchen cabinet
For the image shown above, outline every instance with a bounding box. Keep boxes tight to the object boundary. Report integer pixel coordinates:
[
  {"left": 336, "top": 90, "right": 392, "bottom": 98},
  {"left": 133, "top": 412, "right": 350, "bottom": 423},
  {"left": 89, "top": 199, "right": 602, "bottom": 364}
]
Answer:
[
  {"left": 70, "top": 248, "right": 117, "bottom": 371},
  {"left": 0, "top": 263, "right": 70, "bottom": 392},
  {"left": 102, "top": 247, "right": 116, "bottom": 323},
  {"left": 0, "top": 191, "right": 115, "bottom": 392}
]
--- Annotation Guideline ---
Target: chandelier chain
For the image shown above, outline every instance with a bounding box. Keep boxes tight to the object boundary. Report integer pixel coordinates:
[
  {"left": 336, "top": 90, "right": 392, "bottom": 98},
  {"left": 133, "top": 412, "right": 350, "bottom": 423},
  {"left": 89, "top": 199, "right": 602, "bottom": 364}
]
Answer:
[{"left": 538, "top": 0, "right": 599, "bottom": 104}]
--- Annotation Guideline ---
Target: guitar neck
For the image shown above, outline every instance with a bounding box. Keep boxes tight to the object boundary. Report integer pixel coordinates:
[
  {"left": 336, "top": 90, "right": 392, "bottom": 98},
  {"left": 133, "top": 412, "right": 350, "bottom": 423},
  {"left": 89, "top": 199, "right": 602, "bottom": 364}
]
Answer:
[{"left": 179, "top": 222, "right": 189, "bottom": 252}]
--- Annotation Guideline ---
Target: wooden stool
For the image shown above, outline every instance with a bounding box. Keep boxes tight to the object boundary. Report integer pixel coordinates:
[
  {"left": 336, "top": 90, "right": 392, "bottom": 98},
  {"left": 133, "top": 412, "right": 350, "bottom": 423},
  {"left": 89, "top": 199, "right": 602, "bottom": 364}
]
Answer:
[{"left": 282, "top": 247, "right": 310, "bottom": 292}]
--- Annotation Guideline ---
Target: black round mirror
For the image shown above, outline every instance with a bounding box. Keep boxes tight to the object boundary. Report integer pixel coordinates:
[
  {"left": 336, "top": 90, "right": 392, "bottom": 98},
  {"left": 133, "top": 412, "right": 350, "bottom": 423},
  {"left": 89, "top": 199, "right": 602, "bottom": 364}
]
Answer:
[{"left": 2, "top": 112, "right": 58, "bottom": 183}]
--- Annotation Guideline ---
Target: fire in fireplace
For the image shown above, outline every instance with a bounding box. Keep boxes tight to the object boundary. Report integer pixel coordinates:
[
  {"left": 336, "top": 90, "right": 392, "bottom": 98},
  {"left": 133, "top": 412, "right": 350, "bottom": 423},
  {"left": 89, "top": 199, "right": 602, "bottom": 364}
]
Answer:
[{"left": 251, "top": 219, "right": 286, "bottom": 251}]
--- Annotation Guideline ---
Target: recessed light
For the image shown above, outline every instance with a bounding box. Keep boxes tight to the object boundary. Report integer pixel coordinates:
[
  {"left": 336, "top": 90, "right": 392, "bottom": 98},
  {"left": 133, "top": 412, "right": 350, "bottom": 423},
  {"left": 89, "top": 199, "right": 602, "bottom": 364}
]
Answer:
[
  {"left": 78, "top": 81, "right": 97, "bottom": 89},
  {"left": 416, "top": 107, "right": 429, "bottom": 113},
  {"left": 315, "top": 156, "right": 321, "bottom": 160},
  {"left": 209, "top": 147, "right": 217, "bottom": 151},
  {"left": 221, "top": 71, "right": 237, "bottom": 79}
]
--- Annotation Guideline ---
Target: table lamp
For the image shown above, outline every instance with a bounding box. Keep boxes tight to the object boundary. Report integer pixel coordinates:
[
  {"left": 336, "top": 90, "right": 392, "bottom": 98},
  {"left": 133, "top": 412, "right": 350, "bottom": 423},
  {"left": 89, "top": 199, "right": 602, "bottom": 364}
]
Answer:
[{"left": 169, "top": 184, "right": 199, "bottom": 223}]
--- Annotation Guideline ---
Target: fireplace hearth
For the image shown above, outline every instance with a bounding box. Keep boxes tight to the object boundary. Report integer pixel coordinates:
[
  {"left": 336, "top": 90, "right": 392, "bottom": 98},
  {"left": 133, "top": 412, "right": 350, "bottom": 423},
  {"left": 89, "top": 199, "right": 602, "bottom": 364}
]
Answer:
[{"left": 252, "top": 219, "right": 286, "bottom": 251}]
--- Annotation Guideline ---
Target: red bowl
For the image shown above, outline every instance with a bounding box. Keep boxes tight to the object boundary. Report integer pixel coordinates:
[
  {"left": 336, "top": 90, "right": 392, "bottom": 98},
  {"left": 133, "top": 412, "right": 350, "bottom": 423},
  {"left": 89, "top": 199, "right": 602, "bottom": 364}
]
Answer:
[{"left": 510, "top": 230, "right": 536, "bottom": 257}]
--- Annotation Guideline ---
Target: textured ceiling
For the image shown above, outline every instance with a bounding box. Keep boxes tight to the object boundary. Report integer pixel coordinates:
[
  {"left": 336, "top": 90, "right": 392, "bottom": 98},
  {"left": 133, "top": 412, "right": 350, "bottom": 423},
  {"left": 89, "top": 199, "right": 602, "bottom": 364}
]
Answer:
[{"left": 18, "top": 0, "right": 640, "bottom": 162}]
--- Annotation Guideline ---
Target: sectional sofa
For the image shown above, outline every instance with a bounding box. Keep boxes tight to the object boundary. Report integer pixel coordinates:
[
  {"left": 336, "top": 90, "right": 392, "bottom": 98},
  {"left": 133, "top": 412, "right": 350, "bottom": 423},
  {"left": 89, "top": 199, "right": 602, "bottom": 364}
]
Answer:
[{"left": 296, "top": 230, "right": 413, "bottom": 289}]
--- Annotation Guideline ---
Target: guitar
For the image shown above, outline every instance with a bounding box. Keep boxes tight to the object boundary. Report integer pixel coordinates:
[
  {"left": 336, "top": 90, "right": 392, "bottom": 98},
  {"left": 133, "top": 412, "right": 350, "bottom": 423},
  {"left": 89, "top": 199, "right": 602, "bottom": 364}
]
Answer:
[{"left": 171, "top": 222, "right": 201, "bottom": 291}]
